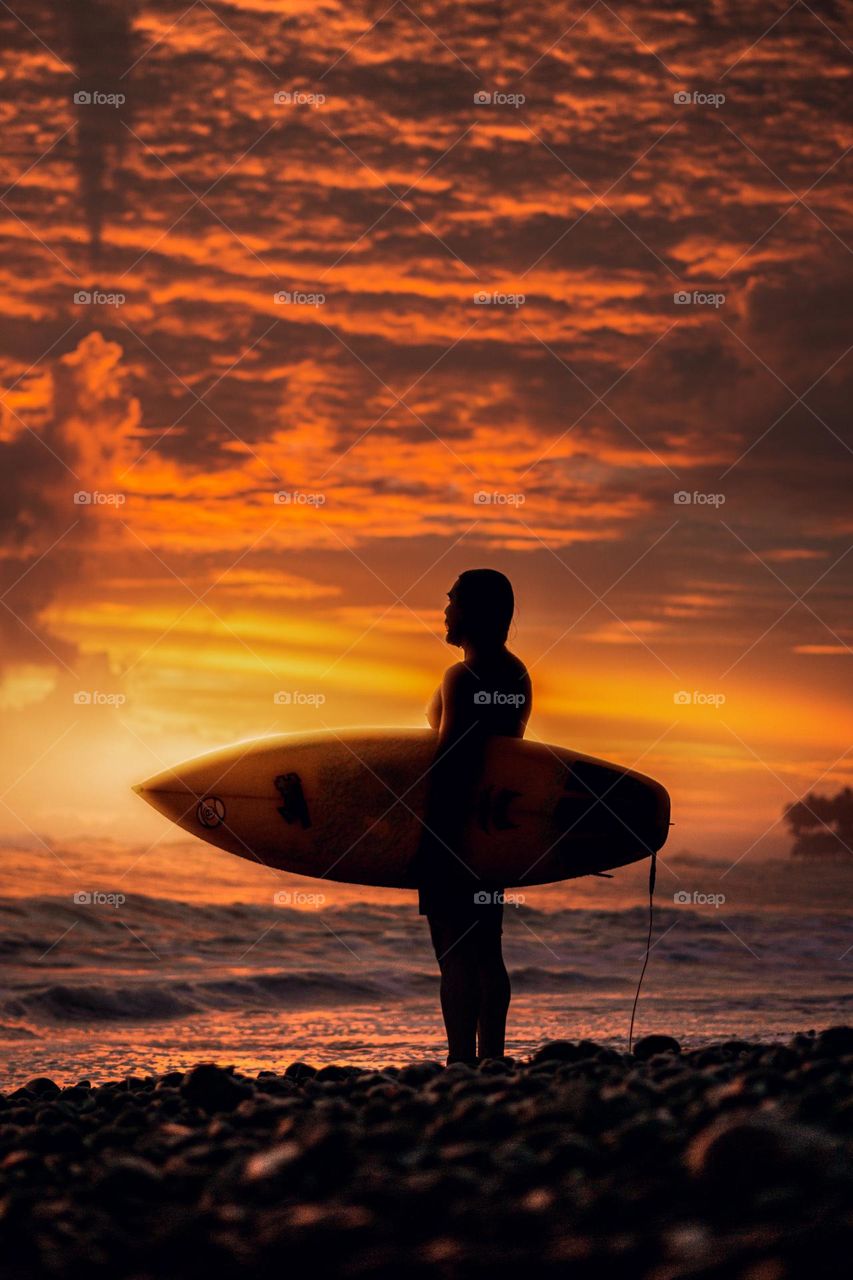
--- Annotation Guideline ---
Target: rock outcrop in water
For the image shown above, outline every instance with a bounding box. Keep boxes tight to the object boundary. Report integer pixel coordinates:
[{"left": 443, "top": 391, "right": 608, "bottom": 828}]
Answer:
[{"left": 1, "top": 1030, "right": 851, "bottom": 1277}]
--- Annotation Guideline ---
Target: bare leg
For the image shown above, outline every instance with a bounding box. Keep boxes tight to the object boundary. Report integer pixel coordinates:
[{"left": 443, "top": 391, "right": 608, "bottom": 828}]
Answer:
[
  {"left": 428, "top": 915, "right": 479, "bottom": 1063},
  {"left": 475, "top": 934, "right": 511, "bottom": 1059}
]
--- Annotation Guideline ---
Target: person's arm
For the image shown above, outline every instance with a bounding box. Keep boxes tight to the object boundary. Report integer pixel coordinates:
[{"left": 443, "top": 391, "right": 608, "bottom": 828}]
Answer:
[
  {"left": 519, "top": 668, "right": 532, "bottom": 735},
  {"left": 425, "top": 683, "right": 442, "bottom": 731},
  {"left": 418, "top": 666, "right": 487, "bottom": 868}
]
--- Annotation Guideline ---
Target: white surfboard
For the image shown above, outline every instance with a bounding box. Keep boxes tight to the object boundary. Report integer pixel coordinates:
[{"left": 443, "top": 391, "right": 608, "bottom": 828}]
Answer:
[{"left": 133, "top": 729, "right": 670, "bottom": 889}]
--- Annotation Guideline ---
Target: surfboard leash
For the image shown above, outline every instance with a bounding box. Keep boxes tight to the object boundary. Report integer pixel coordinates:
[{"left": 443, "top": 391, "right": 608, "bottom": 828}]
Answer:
[{"left": 628, "top": 848, "right": 657, "bottom": 1054}]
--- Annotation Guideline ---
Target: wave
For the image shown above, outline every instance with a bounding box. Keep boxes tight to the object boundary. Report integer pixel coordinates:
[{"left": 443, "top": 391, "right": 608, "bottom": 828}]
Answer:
[
  {"left": 0, "top": 891, "right": 786, "bottom": 938},
  {"left": 3, "top": 893, "right": 849, "bottom": 1030},
  {"left": 3, "top": 969, "right": 391, "bottom": 1024},
  {"left": 2, "top": 964, "right": 634, "bottom": 1026}
]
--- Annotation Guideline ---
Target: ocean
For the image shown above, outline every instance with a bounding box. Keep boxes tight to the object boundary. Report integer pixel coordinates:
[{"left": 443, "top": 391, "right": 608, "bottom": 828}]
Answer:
[{"left": 1, "top": 838, "right": 850, "bottom": 1086}]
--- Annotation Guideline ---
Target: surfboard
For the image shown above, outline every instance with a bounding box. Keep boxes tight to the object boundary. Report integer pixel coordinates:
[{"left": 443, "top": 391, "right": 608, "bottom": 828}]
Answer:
[{"left": 132, "top": 728, "right": 670, "bottom": 889}]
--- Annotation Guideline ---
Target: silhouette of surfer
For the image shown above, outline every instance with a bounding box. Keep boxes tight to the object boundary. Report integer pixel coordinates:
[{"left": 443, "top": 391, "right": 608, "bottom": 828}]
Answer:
[{"left": 413, "top": 570, "right": 531, "bottom": 1064}]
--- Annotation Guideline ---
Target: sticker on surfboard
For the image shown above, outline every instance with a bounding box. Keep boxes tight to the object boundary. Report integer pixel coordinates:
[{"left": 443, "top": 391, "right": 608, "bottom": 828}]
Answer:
[
  {"left": 197, "top": 796, "right": 226, "bottom": 828},
  {"left": 274, "top": 772, "right": 311, "bottom": 828}
]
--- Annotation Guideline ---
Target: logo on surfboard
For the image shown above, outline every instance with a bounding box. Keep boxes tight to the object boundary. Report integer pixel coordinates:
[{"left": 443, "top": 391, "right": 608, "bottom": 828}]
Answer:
[
  {"left": 197, "top": 795, "right": 226, "bottom": 828},
  {"left": 274, "top": 772, "right": 311, "bottom": 828}
]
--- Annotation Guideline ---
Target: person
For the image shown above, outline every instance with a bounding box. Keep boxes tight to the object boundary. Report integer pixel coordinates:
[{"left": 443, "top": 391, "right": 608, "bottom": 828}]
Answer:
[{"left": 413, "top": 569, "right": 531, "bottom": 1064}]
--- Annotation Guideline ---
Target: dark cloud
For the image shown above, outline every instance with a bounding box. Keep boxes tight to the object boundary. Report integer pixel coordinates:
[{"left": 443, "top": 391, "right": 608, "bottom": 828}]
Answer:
[
  {"left": 0, "top": 332, "right": 139, "bottom": 673},
  {"left": 0, "top": 0, "right": 849, "bottom": 672}
]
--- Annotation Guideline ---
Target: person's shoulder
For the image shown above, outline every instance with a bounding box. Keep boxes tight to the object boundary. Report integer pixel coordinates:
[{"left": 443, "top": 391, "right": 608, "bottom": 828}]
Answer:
[
  {"left": 442, "top": 661, "right": 475, "bottom": 688},
  {"left": 506, "top": 650, "right": 530, "bottom": 679},
  {"left": 438, "top": 664, "right": 478, "bottom": 724}
]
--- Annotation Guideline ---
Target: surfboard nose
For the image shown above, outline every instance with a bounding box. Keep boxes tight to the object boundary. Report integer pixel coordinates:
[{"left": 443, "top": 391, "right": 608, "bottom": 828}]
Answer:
[{"left": 131, "top": 767, "right": 196, "bottom": 823}]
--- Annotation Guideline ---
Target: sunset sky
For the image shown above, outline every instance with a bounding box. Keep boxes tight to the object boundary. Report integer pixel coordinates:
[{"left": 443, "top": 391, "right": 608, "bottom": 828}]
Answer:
[{"left": 1, "top": 0, "right": 851, "bottom": 862}]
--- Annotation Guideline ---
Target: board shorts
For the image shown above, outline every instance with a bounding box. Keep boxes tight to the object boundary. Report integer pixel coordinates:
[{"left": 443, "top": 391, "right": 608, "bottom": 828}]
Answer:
[
  {"left": 418, "top": 879, "right": 505, "bottom": 936},
  {"left": 411, "top": 818, "right": 504, "bottom": 934}
]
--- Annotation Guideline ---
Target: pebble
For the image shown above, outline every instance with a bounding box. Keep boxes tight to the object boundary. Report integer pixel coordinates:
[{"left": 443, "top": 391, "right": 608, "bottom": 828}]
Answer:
[
  {"left": 632, "top": 1034, "right": 681, "bottom": 1060},
  {"left": 180, "top": 1063, "right": 253, "bottom": 1113},
  {"left": 0, "top": 1030, "right": 849, "bottom": 1277},
  {"left": 23, "top": 1078, "right": 60, "bottom": 1097}
]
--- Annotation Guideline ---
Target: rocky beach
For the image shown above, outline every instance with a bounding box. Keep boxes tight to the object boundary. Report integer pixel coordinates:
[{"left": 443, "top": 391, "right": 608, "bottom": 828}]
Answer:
[{"left": 2, "top": 1028, "right": 851, "bottom": 1279}]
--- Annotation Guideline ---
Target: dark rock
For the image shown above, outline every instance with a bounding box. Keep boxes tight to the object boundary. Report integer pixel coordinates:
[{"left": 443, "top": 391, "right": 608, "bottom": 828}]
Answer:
[
  {"left": 478, "top": 1057, "right": 512, "bottom": 1074},
  {"left": 315, "top": 1065, "right": 351, "bottom": 1082},
  {"left": 180, "top": 1064, "right": 253, "bottom": 1113},
  {"left": 531, "top": 1040, "right": 602, "bottom": 1065},
  {"left": 59, "top": 1085, "right": 91, "bottom": 1104},
  {"left": 442, "top": 1061, "right": 475, "bottom": 1079},
  {"left": 23, "top": 1077, "right": 60, "bottom": 1097},
  {"left": 633, "top": 1035, "right": 681, "bottom": 1060},
  {"left": 686, "top": 1115, "right": 841, "bottom": 1201},
  {"left": 285, "top": 1062, "right": 317, "bottom": 1081},
  {"left": 817, "top": 1025, "right": 853, "bottom": 1057},
  {"left": 156, "top": 1071, "right": 185, "bottom": 1089},
  {"left": 95, "top": 1154, "right": 163, "bottom": 1198},
  {"left": 397, "top": 1062, "right": 443, "bottom": 1087}
]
